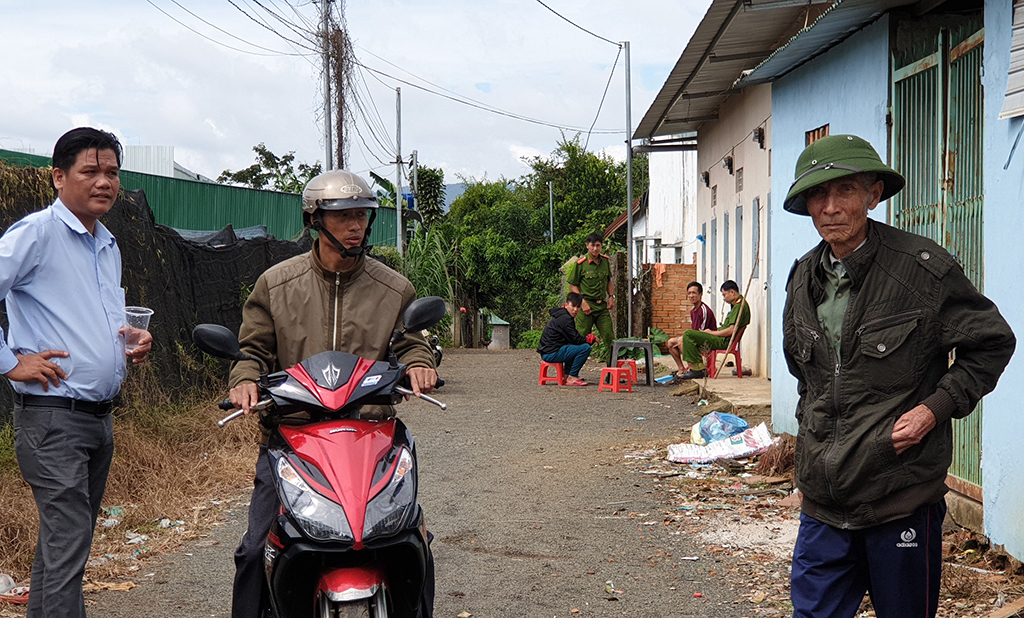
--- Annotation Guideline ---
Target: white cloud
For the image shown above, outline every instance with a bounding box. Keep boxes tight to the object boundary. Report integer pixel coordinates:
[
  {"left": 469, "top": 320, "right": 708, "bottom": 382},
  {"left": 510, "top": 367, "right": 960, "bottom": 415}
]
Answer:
[{"left": 2, "top": 0, "right": 711, "bottom": 183}]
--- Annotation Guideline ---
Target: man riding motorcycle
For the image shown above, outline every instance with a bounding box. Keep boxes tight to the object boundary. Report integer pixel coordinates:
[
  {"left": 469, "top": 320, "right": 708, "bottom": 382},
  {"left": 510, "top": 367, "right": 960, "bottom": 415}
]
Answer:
[{"left": 227, "top": 169, "right": 437, "bottom": 618}]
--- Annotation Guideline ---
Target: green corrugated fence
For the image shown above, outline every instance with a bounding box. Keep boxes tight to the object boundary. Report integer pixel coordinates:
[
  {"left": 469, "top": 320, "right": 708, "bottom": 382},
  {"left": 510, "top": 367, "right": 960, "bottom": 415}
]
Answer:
[{"left": 0, "top": 149, "right": 395, "bottom": 246}]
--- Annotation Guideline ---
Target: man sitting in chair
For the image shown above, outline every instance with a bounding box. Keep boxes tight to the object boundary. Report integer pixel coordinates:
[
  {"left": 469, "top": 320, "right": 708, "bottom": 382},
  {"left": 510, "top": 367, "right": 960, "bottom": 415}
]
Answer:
[
  {"left": 675, "top": 280, "right": 750, "bottom": 380},
  {"left": 667, "top": 281, "right": 716, "bottom": 379},
  {"left": 537, "top": 292, "right": 596, "bottom": 386}
]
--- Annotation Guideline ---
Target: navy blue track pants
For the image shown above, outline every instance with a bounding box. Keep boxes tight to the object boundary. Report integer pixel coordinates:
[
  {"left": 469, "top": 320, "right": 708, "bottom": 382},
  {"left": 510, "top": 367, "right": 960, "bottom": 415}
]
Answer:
[{"left": 791, "top": 499, "right": 946, "bottom": 618}]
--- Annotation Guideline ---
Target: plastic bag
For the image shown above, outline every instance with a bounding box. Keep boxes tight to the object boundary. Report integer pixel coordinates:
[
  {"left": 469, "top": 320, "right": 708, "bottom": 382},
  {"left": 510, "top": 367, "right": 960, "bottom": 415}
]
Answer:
[{"left": 698, "top": 411, "right": 749, "bottom": 444}]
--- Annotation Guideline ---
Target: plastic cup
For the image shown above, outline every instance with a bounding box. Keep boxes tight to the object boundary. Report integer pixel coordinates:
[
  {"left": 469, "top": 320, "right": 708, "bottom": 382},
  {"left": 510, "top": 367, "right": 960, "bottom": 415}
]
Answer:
[{"left": 124, "top": 306, "right": 154, "bottom": 352}]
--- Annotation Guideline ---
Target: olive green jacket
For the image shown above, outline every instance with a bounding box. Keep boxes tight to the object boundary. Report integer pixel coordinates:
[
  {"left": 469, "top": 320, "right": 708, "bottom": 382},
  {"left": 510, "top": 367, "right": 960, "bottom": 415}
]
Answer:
[{"left": 783, "top": 220, "right": 1014, "bottom": 529}]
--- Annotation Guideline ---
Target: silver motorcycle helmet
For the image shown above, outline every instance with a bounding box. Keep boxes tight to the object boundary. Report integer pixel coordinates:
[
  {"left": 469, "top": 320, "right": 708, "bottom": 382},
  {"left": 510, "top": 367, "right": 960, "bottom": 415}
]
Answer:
[
  {"left": 301, "top": 169, "right": 378, "bottom": 214},
  {"left": 301, "top": 169, "right": 378, "bottom": 258}
]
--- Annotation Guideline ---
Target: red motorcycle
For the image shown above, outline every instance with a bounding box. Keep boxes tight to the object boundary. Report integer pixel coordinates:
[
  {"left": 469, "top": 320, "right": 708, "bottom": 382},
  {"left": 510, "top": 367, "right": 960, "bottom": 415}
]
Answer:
[{"left": 192, "top": 297, "right": 447, "bottom": 618}]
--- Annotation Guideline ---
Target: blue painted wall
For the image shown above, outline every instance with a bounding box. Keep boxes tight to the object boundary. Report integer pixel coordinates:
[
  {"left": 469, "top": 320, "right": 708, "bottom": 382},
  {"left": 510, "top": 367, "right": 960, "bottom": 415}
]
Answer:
[
  {"left": 982, "top": 0, "right": 1024, "bottom": 558},
  {"left": 768, "top": 16, "right": 892, "bottom": 435}
]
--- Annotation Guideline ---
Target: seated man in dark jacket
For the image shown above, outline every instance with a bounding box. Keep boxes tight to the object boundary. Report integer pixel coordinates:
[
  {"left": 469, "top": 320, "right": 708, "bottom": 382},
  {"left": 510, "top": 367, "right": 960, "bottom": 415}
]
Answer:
[{"left": 537, "top": 292, "right": 595, "bottom": 386}]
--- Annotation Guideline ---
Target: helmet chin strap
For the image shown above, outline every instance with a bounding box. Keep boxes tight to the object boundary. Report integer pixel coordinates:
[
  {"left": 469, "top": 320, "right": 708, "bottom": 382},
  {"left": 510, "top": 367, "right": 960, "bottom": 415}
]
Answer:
[{"left": 311, "top": 212, "right": 364, "bottom": 258}]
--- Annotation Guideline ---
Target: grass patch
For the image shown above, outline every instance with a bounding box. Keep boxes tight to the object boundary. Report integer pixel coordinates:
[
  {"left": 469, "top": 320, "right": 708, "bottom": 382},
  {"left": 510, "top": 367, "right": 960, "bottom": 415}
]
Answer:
[{"left": 0, "top": 355, "right": 259, "bottom": 582}]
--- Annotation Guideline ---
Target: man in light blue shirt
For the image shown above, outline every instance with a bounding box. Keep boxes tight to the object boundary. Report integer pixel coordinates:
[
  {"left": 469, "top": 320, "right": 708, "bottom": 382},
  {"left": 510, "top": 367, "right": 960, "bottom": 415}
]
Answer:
[{"left": 2, "top": 127, "right": 152, "bottom": 618}]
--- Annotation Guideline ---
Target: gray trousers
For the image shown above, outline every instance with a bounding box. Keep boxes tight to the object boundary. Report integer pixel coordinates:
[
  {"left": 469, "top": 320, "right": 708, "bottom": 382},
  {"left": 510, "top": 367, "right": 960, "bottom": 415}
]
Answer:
[{"left": 13, "top": 403, "right": 114, "bottom": 618}]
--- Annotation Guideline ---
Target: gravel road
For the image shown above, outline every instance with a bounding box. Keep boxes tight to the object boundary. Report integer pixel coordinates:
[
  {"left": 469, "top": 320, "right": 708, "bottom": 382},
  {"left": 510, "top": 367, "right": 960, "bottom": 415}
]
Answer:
[{"left": 83, "top": 349, "right": 749, "bottom": 617}]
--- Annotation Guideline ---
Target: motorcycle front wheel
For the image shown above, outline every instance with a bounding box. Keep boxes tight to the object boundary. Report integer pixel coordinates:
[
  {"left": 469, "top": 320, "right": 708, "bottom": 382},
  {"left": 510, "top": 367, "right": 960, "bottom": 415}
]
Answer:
[{"left": 315, "top": 583, "right": 389, "bottom": 618}]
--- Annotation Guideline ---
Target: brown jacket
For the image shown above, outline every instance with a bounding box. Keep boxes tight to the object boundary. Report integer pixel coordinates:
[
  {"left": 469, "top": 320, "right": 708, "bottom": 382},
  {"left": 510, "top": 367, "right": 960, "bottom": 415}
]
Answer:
[{"left": 229, "top": 246, "right": 435, "bottom": 410}]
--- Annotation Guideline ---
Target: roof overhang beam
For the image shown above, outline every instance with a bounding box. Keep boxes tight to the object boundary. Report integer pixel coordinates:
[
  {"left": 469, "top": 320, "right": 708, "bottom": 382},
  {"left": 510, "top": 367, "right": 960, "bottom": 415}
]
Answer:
[{"left": 653, "top": 0, "right": 748, "bottom": 135}]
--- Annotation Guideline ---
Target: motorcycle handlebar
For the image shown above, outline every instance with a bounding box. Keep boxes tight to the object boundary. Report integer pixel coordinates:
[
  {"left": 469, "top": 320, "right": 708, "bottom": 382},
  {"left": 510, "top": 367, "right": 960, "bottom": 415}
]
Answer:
[{"left": 219, "top": 399, "right": 234, "bottom": 411}]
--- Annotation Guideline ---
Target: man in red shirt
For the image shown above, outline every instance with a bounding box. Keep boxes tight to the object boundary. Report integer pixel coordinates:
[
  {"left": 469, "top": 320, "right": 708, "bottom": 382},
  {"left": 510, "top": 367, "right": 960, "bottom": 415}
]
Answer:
[{"left": 666, "top": 281, "right": 716, "bottom": 379}]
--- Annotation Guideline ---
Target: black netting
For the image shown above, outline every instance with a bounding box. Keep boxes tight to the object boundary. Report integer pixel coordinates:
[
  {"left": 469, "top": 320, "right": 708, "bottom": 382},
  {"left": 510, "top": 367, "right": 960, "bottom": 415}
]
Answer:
[{"left": 0, "top": 189, "right": 310, "bottom": 422}]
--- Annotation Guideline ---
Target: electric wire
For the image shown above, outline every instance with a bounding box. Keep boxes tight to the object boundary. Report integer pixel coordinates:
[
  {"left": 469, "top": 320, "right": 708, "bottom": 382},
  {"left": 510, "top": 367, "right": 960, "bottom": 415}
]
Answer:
[
  {"left": 356, "top": 61, "right": 623, "bottom": 134},
  {"left": 248, "top": 0, "right": 321, "bottom": 45},
  {"left": 584, "top": 46, "right": 622, "bottom": 151},
  {"left": 533, "top": 0, "right": 619, "bottom": 46},
  {"left": 353, "top": 64, "right": 397, "bottom": 152},
  {"left": 351, "top": 91, "right": 396, "bottom": 159},
  {"left": 227, "top": 0, "right": 319, "bottom": 50},
  {"left": 353, "top": 90, "right": 396, "bottom": 157},
  {"left": 147, "top": 0, "right": 302, "bottom": 56},
  {"left": 166, "top": 0, "right": 313, "bottom": 56}
]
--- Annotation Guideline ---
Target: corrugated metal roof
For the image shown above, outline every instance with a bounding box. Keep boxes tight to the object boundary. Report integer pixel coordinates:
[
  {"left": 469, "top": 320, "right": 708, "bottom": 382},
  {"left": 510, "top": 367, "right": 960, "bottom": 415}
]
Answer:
[
  {"left": 634, "top": 0, "right": 833, "bottom": 139},
  {"left": 737, "top": 0, "right": 918, "bottom": 86}
]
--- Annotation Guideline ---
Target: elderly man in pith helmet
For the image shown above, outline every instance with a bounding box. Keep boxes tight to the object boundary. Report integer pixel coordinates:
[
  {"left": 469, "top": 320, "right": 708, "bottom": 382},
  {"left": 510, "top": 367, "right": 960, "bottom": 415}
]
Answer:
[{"left": 781, "top": 134, "right": 1014, "bottom": 618}]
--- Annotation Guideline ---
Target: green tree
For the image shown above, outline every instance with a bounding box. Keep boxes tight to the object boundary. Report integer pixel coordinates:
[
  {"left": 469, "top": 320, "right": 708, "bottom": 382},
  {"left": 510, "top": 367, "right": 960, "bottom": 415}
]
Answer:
[
  {"left": 218, "top": 143, "right": 322, "bottom": 194},
  {"left": 415, "top": 166, "right": 446, "bottom": 225},
  {"left": 434, "top": 134, "right": 649, "bottom": 347}
]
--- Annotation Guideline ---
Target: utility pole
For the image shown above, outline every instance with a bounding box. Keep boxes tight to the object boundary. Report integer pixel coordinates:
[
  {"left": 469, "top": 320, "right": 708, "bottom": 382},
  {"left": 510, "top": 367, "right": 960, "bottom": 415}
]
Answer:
[
  {"left": 395, "top": 87, "right": 403, "bottom": 256},
  {"left": 548, "top": 181, "right": 554, "bottom": 243},
  {"left": 623, "top": 40, "right": 633, "bottom": 337},
  {"left": 321, "top": 0, "right": 333, "bottom": 170},
  {"left": 412, "top": 150, "right": 419, "bottom": 197}
]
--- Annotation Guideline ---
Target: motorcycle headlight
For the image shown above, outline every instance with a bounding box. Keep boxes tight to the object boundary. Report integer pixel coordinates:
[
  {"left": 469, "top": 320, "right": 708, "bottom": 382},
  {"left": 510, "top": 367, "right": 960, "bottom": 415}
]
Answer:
[
  {"left": 363, "top": 448, "right": 416, "bottom": 539},
  {"left": 276, "top": 456, "right": 353, "bottom": 542}
]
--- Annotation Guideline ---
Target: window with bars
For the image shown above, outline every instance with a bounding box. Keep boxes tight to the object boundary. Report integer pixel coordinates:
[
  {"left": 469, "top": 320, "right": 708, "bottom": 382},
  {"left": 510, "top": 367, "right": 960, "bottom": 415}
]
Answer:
[
  {"left": 736, "top": 168, "right": 744, "bottom": 193},
  {"left": 712, "top": 185, "right": 717, "bottom": 208},
  {"left": 806, "top": 124, "right": 830, "bottom": 146}
]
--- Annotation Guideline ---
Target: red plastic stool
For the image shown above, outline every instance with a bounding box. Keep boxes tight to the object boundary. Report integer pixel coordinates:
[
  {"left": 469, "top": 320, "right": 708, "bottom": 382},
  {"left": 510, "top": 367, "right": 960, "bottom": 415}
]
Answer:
[
  {"left": 616, "top": 359, "right": 639, "bottom": 383},
  {"left": 599, "top": 367, "right": 633, "bottom": 393},
  {"left": 539, "top": 361, "right": 566, "bottom": 386}
]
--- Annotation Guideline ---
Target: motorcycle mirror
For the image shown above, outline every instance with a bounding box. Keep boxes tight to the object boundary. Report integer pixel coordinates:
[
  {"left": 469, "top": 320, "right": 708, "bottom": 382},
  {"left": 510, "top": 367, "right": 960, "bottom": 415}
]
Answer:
[
  {"left": 403, "top": 296, "right": 447, "bottom": 333},
  {"left": 192, "top": 324, "right": 248, "bottom": 361}
]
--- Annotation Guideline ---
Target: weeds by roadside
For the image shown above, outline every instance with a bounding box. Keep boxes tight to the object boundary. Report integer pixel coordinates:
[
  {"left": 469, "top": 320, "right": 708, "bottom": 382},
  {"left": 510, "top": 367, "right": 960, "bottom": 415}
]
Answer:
[{"left": 0, "top": 351, "right": 257, "bottom": 583}]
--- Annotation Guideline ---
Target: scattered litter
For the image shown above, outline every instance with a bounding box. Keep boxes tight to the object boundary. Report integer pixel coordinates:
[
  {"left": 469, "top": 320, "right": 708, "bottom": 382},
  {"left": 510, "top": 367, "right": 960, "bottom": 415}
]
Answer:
[
  {"left": 144, "top": 573, "right": 155, "bottom": 578},
  {"left": 157, "top": 518, "right": 184, "bottom": 528},
  {"left": 185, "top": 553, "right": 193, "bottom": 557},
  {"left": 457, "top": 612, "right": 472, "bottom": 618},
  {"left": 654, "top": 375, "right": 674, "bottom": 384},
  {"left": 667, "top": 423, "right": 776, "bottom": 464},
  {"left": 100, "top": 518, "right": 120, "bottom": 528},
  {"left": 679, "top": 556, "right": 699, "bottom": 561},
  {"left": 87, "top": 557, "right": 108, "bottom": 567},
  {"left": 82, "top": 581, "right": 136, "bottom": 593},
  {"left": 696, "top": 399, "right": 709, "bottom": 407},
  {"left": 605, "top": 581, "right": 614, "bottom": 594},
  {"left": 693, "top": 592, "right": 703, "bottom": 598},
  {"left": 0, "top": 586, "right": 30, "bottom": 605},
  {"left": 0, "top": 574, "right": 14, "bottom": 595},
  {"left": 699, "top": 411, "right": 749, "bottom": 443},
  {"left": 751, "top": 591, "right": 766, "bottom": 603},
  {"left": 633, "top": 417, "right": 647, "bottom": 421},
  {"left": 125, "top": 531, "right": 148, "bottom": 545},
  {"left": 102, "top": 506, "right": 124, "bottom": 517}
]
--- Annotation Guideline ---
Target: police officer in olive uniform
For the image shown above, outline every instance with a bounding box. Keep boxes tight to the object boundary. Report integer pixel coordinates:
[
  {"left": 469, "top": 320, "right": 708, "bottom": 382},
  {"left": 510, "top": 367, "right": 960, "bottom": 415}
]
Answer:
[{"left": 567, "top": 233, "right": 615, "bottom": 363}]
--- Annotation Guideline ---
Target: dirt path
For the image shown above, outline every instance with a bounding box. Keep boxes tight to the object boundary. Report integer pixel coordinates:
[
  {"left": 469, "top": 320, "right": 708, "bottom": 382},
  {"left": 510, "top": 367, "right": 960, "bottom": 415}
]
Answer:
[{"left": 77, "top": 349, "right": 752, "bottom": 617}]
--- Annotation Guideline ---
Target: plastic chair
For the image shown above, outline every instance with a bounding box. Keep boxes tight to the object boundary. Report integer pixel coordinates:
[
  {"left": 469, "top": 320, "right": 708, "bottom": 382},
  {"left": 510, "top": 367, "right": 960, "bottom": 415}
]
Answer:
[
  {"left": 703, "top": 326, "right": 746, "bottom": 379},
  {"left": 539, "top": 361, "right": 566, "bottom": 386},
  {"left": 599, "top": 367, "right": 633, "bottom": 393},
  {"left": 616, "top": 359, "right": 638, "bottom": 383}
]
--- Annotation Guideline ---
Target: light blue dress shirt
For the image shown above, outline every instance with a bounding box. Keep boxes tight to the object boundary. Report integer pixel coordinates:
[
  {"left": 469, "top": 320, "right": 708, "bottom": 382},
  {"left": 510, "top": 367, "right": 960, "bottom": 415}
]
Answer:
[{"left": 0, "top": 199, "right": 127, "bottom": 401}]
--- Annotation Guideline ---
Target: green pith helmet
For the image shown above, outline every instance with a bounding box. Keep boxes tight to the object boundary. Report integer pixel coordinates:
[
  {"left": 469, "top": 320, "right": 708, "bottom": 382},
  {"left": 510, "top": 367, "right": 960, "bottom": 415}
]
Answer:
[{"left": 784, "top": 134, "right": 905, "bottom": 215}]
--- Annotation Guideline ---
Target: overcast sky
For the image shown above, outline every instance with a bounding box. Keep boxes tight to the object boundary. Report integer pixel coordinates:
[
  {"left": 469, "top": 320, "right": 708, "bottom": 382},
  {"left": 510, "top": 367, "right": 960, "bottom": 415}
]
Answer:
[{"left": 1, "top": 0, "right": 707, "bottom": 186}]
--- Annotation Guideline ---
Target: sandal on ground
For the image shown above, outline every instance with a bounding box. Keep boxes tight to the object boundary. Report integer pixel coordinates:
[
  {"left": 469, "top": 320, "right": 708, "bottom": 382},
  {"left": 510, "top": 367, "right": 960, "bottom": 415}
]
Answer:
[{"left": 566, "top": 376, "right": 589, "bottom": 386}]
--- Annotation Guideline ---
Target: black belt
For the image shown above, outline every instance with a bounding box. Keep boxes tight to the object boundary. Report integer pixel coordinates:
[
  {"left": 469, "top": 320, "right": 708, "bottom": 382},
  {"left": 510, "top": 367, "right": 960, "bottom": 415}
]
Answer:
[{"left": 14, "top": 394, "right": 114, "bottom": 417}]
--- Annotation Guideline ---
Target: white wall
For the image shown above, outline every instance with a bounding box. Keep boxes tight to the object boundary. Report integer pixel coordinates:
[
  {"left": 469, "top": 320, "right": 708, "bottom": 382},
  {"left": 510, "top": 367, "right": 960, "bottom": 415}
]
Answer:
[
  {"left": 695, "top": 84, "right": 772, "bottom": 376},
  {"left": 768, "top": 15, "right": 891, "bottom": 434},
  {"left": 643, "top": 149, "right": 698, "bottom": 264}
]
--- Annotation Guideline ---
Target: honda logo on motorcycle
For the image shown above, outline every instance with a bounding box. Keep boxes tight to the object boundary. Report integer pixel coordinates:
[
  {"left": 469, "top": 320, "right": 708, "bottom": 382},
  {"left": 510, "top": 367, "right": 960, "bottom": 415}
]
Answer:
[{"left": 322, "top": 362, "right": 341, "bottom": 387}]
